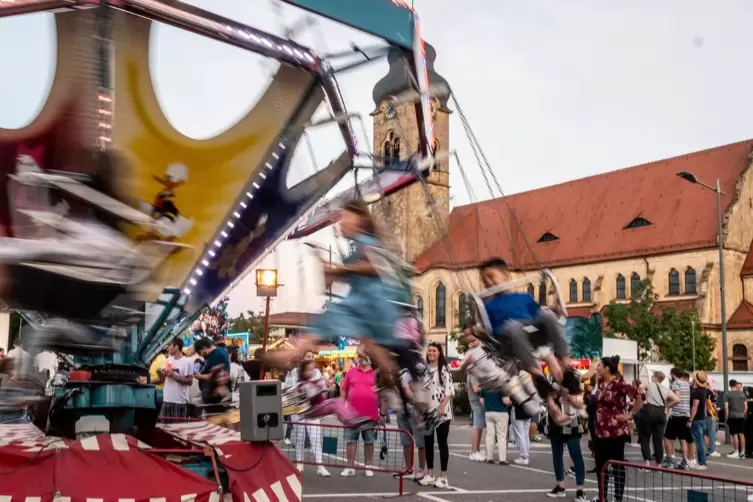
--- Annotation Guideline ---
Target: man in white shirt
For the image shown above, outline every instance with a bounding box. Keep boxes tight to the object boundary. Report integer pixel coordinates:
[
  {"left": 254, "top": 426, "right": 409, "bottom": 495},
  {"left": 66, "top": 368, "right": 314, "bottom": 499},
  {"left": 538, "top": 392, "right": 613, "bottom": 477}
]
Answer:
[
  {"left": 34, "top": 350, "right": 59, "bottom": 383},
  {"left": 157, "top": 338, "right": 194, "bottom": 418}
]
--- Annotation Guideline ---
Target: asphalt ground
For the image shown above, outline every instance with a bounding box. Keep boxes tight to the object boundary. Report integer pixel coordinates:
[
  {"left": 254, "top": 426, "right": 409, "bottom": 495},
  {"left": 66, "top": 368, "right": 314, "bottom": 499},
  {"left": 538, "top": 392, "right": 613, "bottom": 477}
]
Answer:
[{"left": 280, "top": 417, "right": 753, "bottom": 502}]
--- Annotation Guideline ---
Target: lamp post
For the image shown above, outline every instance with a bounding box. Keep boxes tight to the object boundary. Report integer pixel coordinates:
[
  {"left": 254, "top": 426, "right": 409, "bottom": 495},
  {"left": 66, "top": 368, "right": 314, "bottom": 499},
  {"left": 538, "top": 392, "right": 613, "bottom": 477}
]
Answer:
[
  {"left": 255, "top": 268, "right": 279, "bottom": 380},
  {"left": 677, "top": 171, "right": 729, "bottom": 442}
]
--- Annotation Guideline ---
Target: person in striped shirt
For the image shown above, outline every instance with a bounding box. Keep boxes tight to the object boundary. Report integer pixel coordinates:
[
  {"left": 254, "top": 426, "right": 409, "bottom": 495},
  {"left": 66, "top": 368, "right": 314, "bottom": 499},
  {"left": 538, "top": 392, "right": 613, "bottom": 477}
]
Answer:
[{"left": 662, "top": 367, "right": 691, "bottom": 470}]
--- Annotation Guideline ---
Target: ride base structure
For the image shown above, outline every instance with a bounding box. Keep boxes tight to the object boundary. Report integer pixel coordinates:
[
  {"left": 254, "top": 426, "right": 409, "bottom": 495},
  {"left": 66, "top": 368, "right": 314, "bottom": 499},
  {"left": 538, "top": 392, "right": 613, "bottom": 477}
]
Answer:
[{"left": 0, "top": 0, "right": 439, "bottom": 499}]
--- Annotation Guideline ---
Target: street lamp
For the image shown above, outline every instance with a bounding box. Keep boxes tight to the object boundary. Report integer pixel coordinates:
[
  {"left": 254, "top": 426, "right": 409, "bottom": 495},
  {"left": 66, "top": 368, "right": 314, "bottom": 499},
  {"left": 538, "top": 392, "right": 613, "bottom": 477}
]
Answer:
[
  {"left": 255, "top": 268, "right": 279, "bottom": 379},
  {"left": 676, "top": 171, "right": 729, "bottom": 442}
]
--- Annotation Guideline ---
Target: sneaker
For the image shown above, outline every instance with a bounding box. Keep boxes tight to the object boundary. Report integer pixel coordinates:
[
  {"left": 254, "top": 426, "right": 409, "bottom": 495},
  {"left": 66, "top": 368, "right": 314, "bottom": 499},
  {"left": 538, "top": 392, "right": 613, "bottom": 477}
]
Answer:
[
  {"left": 676, "top": 460, "right": 689, "bottom": 471},
  {"left": 317, "top": 466, "right": 331, "bottom": 477},
  {"left": 741, "top": 453, "right": 746, "bottom": 459},
  {"left": 568, "top": 466, "right": 576, "bottom": 476},
  {"left": 418, "top": 474, "right": 436, "bottom": 486},
  {"left": 364, "top": 469, "right": 374, "bottom": 477},
  {"left": 513, "top": 457, "right": 530, "bottom": 466},
  {"left": 531, "top": 434, "right": 543, "bottom": 442},
  {"left": 546, "top": 486, "right": 567, "bottom": 498},
  {"left": 413, "top": 469, "right": 426, "bottom": 482},
  {"left": 728, "top": 450, "right": 740, "bottom": 458},
  {"left": 434, "top": 477, "right": 449, "bottom": 489},
  {"left": 469, "top": 451, "right": 484, "bottom": 461},
  {"left": 296, "top": 463, "right": 304, "bottom": 473},
  {"left": 692, "top": 464, "right": 708, "bottom": 471},
  {"left": 486, "top": 458, "right": 496, "bottom": 464},
  {"left": 499, "top": 460, "right": 509, "bottom": 466},
  {"left": 708, "top": 451, "right": 721, "bottom": 457},
  {"left": 340, "top": 468, "right": 356, "bottom": 477},
  {"left": 574, "top": 490, "right": 587, "bottom": 502},
  {"left": 284, "top": 438, "right": 292, "bottom": 445},
  {"left": 660, "top": 458, "right": 674, "bottom": 469}
]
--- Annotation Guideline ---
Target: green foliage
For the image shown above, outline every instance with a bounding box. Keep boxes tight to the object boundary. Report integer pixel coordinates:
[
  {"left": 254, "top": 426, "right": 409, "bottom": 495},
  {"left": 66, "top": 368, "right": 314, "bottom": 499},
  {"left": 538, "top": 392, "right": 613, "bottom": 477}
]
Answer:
[
  {"left": 602, "top": 278, "right": 716, "bottom": 370},
  {"left": 570, "top": 314, "right": 603, "bottom": 359},
  {"left": 654, "top": 307, "right": 716, "bottom": 371},
  {"left": 448, "top": 329, "right": 469, "bottom": 355},
  {"left": 603, "top": 279, "right": 661, "bottom": 361},
  {"left": 227, "top": 310, "right": 267, "bottom": 344}
]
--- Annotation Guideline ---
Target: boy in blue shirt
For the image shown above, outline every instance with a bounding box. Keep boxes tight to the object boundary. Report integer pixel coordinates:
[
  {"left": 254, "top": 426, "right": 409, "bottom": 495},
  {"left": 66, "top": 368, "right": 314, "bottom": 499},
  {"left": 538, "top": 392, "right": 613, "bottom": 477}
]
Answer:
[{"left": 479, "top": 257, "right": 572, "bottom": 387}]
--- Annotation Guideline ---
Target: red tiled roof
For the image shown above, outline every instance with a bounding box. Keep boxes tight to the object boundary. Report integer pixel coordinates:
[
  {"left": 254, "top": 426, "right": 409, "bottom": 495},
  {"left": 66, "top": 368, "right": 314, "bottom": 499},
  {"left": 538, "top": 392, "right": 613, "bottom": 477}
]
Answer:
[
  {"left": 728, "top": 300, "right": 753, "bottom": 329},
  {"left": 415, "top": 140, "right": 753, "bottom": 272},
  {"left": 267, "top": 312, "right": 317, "bottom": 328}
]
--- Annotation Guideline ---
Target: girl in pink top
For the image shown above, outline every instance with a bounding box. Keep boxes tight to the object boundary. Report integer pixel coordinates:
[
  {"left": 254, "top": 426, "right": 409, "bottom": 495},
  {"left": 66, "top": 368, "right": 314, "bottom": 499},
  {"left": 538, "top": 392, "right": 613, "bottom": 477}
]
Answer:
[{"left": 297, "top": 360, "right": 367, "bottom": 427}]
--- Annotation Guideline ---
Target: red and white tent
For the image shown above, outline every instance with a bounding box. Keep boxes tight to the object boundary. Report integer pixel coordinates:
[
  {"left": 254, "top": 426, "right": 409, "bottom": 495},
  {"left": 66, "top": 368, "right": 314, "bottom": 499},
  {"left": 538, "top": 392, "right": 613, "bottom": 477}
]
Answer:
[{"left": 0, "top": 422, "right": 301, "bottom": 502}]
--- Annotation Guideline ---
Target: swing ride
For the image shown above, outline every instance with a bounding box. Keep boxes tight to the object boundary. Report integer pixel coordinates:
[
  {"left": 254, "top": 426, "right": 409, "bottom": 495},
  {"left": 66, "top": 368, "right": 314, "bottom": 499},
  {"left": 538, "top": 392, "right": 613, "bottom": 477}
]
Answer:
[{"left": 0, "top": 0, "right": 440, "bottom": 500}]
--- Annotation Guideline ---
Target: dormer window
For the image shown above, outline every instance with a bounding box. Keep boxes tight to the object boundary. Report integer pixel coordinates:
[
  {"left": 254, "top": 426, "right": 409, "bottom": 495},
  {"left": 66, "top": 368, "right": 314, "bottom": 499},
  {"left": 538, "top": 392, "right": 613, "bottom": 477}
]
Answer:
[
  {"left": 625, "top": 217, "right": 653, "bottom": 229},
  {"left": 537, "top": 232, "right": 559, "bottom": 243}
]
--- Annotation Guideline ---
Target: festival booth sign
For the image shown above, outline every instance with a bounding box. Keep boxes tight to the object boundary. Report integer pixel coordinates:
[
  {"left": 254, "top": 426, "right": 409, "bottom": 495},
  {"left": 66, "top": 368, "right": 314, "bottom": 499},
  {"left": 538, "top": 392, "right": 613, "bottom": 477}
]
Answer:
[
  {"left": 0, "top": 424, "right": 218, "bottom": 502},
  {"left": 111, "top": 11, "right": 325, "bottom": 312}
]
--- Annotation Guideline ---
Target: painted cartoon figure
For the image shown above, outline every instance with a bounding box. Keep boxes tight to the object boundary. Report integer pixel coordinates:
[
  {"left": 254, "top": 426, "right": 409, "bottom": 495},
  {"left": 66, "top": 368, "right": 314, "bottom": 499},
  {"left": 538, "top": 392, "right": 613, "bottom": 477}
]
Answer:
[{"left": 139, "top": 163, "right": 194, "bottom": 241}]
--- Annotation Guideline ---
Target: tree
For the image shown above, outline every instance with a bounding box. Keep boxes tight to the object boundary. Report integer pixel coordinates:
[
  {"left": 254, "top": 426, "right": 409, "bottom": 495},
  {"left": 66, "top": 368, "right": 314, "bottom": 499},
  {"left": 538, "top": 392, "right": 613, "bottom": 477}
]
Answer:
[
  {"left": 655, "top": 307, "right": 716, "bottom": 372},
  {"left": 602, "top": 278, "right": 716, "bottom": 371},
  {"left": 603, "top": 278, "right": 661, "bottom": 362},
  {"left": 569, "top": 314, "right": 603, "bottom": 359},
  {"left": 227, "top": 310, "right": 267, "bottom": 344},
  {"left": 448, "top": 329, "right": 469, "bottom": 355}
]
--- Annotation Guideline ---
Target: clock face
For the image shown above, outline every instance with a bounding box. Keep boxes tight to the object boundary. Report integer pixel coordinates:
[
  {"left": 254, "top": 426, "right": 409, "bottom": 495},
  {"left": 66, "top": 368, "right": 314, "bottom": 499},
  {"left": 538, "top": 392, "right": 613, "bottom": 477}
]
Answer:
[{"left": 385, "top": 101, "right": 397, "bottom": 119}]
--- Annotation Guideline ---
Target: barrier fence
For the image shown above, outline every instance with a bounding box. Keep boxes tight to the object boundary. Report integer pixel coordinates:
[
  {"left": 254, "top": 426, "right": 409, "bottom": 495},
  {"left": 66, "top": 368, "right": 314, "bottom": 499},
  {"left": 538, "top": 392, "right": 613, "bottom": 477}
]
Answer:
[
  {"left": 279, "top": 420, "right": 415, "bottom": 495},
  {"left": 601, "top": 461, "right": 753, "bottom": 502}
]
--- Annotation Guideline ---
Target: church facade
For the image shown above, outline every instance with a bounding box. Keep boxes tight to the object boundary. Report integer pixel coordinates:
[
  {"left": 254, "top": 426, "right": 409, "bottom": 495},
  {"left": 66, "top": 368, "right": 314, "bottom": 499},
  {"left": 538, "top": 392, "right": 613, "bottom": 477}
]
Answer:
[{"left": 371, "top": 46, "right": 753, "bottom": 372}]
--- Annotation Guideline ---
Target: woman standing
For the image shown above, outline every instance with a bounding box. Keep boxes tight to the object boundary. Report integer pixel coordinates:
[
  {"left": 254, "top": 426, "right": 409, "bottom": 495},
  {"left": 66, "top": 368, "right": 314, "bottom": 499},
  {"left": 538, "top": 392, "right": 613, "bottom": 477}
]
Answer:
[
  {"left": 547, "top": 381, "right": 587, "bottom": 501},
  {"left": 419, "top": 342, "right": 454, "bottom": 489},
  {"left": 638, "top": 371, "right": 678, "bottom": 467},
  {"left": 511, "top": 402, "right": 533, "bottom": 466},
  {"left": 592, "top": 355, "right": 643, "bottom": 502}
]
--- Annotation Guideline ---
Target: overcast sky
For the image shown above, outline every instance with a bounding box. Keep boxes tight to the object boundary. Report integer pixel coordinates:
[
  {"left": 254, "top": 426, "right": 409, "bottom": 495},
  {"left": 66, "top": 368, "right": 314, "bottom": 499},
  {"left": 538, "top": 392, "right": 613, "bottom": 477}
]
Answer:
[{"left": 3, "top": 1, "right": 753, "bottom": 317}]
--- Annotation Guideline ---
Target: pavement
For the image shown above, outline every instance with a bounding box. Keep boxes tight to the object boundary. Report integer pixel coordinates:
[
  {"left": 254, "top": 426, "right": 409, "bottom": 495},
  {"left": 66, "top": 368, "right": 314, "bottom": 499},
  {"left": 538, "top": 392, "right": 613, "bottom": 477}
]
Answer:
[{"left": 280, "top": 417, "right": 753, "bottom": 502}]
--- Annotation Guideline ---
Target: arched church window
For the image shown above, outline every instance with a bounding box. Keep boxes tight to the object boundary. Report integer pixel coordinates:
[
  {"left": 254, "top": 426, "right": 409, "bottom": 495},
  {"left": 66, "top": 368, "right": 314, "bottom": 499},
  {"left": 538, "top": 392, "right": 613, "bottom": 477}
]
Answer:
[
  {"left": 383, "top": 136, "right": 393, "bottom": 166},
  {"left": 733, "top": 344, "right": 749, "bottom": 372},
  {"left": 393, "top": 137, "right": 401, "bottom": 162},
  {"left": 458, "top": 292, "right": 471, "bottom": 327},
  {"left": 685, "top": 267, "right": 697, "bottom": 294},
  {"left": 435, "top": 282, "right": 446, "bottom": 328},
  {"left": 416, "top": 296, "right": 424, "bottom": 320},
  {"left": 569, "top": 279, "right": 578, "bottom": 304},
  {"left": 669, "top": 269, "right": 680, "bottom": 295},
  {"left": 527, "top": 284, "right": 535, "bottom": 297},
  {"left": 582, "top": 278, "right": 592, "bottom": 302},
  {"left": 631, "top": 272, "right": 641, "bottom": 298},
  {"left": 616, "top": 274, "right": 626, "bottom": 300},
  {"left": 538, "top": 282, "right": 547, "bottom": 306}
]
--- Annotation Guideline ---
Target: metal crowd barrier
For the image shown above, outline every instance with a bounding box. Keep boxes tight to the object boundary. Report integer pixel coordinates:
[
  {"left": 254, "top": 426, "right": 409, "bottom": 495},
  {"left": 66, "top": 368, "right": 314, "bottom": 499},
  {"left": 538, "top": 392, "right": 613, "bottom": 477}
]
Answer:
[
  {"left": 601, "top": 460, "right": 753, "bottom": 502},
  {"left": 280, "top": 420, "right": 415, "bottom": 495}
]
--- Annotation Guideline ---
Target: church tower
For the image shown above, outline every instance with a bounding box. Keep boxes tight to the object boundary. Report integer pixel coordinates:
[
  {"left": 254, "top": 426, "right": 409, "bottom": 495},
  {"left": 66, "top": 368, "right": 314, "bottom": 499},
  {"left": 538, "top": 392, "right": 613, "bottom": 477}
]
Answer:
[{"left": 370, "top": 44, "right": 451, "bottom": 264}]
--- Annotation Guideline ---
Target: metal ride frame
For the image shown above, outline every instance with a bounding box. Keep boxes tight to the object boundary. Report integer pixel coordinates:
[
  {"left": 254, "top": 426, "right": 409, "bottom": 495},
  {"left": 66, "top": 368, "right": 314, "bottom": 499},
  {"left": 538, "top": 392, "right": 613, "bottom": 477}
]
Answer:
[
  {"left": 1, "top": 0, "right": 437, "bottom": 351},
  {"left": 281, "top": 420, "right": 416, "bottom": 496}
]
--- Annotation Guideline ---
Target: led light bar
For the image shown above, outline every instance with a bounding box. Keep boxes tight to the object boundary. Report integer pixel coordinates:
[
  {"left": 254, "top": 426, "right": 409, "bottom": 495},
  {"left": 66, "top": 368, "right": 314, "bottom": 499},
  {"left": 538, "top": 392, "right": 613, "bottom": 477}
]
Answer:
[
  {"left": 181, "top": 137, "right": 291, "bottom": 299},
  {"left": 122, "top": 0, "right": 319, "bottom": 72}
]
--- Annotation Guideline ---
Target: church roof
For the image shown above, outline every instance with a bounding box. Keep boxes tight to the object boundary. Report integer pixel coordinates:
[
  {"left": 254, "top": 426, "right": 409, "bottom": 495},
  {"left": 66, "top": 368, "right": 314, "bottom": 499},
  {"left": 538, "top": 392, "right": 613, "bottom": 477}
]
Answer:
[
  {"left": 372, "top": 43, "right": 450, "bottom": 109},
  {"left": 741, "top": 239, "right": 753, "bottom": 277},
  {"left": 414, "top": 139, "right": 753, "bottom": 272},
  {"left": 728, "top": 300, "right": 753, "bottom": 329}
]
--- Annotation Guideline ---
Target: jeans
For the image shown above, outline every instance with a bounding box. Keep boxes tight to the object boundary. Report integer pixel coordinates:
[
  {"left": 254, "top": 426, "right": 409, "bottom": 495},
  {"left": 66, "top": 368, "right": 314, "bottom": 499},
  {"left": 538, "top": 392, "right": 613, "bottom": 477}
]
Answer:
[
  {"left": 691, "top": 420, "right": 708, "bottom": 466},
  {"left": 511, "top": 418, "right": 532, "bottom": 459},
  {"left": 705, "top": 416, "right": 718, "bottom": 453},
  {"left": 551, "top": 435, "right": 585, "bottom": 486}
]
